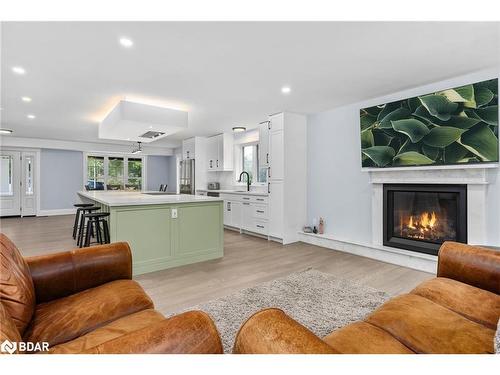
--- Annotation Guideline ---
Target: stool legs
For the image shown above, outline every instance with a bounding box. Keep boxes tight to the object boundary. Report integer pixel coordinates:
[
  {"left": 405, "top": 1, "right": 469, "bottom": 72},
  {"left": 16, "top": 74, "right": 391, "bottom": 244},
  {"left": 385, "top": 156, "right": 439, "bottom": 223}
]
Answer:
[{"left": 72, "top": 208, "right": 82, "bottom": 239}]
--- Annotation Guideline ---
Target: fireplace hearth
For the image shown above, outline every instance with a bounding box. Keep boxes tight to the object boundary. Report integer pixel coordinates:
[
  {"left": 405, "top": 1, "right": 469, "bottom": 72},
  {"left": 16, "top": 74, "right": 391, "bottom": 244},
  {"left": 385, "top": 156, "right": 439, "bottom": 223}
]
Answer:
[{"left": 383, "top": 184, "right": 467, "bottom": 256}]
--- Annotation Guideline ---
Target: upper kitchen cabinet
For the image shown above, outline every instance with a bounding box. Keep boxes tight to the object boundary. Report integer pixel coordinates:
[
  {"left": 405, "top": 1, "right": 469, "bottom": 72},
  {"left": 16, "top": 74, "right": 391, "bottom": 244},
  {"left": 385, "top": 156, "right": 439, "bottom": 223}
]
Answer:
[
  {"left": 207, "top": 133, "right": 234, "bottom": 171},
  {"left": 182, "top": 137, "right": 196, "bottom": 160},
  {"left": 258, "top": 121, "right": 270, "bottom": 169}
]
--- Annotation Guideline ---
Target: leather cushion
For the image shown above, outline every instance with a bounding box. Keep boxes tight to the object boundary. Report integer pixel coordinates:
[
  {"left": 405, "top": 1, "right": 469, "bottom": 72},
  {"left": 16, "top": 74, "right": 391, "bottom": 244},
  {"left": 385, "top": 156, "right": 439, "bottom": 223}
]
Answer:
[
  {"left": 0, "top": 302, "right": 22, "bottom": 353},
  {"left": 365, "top": 294, "right": 495, "bottom": 354},
  {"left": 411, "top": 277, "right": 500, "bottom": 330},
  {"left": 23, "top": 280, "right": 153, "bottom": 348},
  {"left": 0, "top": 234, "right": 35, "bottom": 334},
  {"left": 48, "top": 309, "right": 165, "bottom": 354},
  {"left": 323, "top": 321, "right": 414, "bottom": 354}
]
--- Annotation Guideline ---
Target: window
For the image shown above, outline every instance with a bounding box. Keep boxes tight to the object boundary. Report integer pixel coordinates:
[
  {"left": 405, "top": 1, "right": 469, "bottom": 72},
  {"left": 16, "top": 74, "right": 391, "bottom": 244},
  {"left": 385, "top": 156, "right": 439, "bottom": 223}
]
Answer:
[
  {"left": 87, "top": 156, "right": 104, "bottom": 190},
  {"left": 241, "top": 144, "right": 259, "bottom": 184},
  {"left": 86, "top": 155, "right": 143, "bottom": 191},
  {"left": 127, "top": 158, "right": 142, "bottom": 191},
  {"left": 25, "top": 155, "right": 34, "bottom": 195},
  {"left": 107, "top": 157, "right": 124, "bottom": 190}
]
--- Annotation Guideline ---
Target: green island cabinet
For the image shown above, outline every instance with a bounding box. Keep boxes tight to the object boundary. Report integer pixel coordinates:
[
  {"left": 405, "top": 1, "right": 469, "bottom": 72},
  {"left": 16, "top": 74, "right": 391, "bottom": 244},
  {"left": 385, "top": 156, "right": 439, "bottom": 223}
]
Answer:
[{"left": 89, "top": 198, "right": 224, "bottom": 275}]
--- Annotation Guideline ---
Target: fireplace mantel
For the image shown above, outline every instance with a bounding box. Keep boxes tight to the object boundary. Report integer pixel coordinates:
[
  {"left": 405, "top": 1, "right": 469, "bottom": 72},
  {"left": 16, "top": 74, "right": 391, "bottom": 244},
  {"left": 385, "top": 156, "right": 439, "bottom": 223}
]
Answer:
[{"left": 368, "top": 167, "right": 491, "bottom": 185}]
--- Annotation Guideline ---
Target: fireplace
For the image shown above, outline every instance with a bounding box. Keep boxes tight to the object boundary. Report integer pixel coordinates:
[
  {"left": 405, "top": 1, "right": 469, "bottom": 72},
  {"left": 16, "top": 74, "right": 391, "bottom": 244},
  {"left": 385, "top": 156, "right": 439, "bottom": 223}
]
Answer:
[{"left": 383, "top": 184, "right": 467, "bottom": 256}]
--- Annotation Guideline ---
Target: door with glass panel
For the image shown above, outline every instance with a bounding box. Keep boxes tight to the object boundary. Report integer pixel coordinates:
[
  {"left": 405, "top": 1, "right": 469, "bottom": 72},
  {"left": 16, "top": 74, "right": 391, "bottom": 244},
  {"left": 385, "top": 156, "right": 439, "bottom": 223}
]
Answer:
[
  {"left": 0, "top": 151, "right": 21, "bottom": 216},
  {"left": 21, "top": 152, "right": 36, "bottom": 216}
]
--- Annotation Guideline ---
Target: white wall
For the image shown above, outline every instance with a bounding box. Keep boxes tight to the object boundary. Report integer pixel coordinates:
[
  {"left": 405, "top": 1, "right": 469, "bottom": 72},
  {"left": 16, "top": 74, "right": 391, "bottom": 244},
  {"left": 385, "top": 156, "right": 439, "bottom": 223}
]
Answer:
[{"left": 307, "top": 68, "right": 500, "bottom": 247}]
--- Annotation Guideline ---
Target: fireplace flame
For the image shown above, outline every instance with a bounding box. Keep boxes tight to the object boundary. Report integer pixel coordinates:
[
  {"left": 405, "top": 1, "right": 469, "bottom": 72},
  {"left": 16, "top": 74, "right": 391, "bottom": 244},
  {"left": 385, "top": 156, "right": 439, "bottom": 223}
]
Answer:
[{"left": 404, "top": 211, "right": 438, "bottom": 239}]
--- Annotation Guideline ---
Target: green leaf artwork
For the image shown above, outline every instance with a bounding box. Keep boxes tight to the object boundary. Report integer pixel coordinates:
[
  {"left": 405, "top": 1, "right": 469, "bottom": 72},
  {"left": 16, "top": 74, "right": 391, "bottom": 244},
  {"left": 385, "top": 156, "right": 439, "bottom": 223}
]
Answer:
[{"left": 360, "top": 78, "right": 498, "bottom": 167}]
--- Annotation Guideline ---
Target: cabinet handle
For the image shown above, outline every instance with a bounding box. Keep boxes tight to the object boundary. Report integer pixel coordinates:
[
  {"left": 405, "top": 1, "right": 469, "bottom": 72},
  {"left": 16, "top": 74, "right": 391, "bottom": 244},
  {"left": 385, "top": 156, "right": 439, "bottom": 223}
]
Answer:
[
  {"left": 227, "top": 202, "right": 231, "bottom": 211},
  {"left": 216, "top": 159, "right": 219, "bottom": 168},
  {"left": 243, "top": 197, "right": 250, "bottom": 200},
  {"left": 266, "top": 153, "right": 269, "bottom": 164},
  {"left": 256, "top": 225, "right": 265, "bottom": 229},
  {"left": 243, "top": 202, "right": 250, "bottom": 206},
  {"left": 268, "top": 167, "right": 271, "bottom": 178},
  {"left": 187, "top": 151, "right": 190, "bottom": 159},
  {"left": 256, "top": 210, "right": 264, "bottom": 213},
  {"left": 268, "top": 121, "right": 271, "bottom": 130},
  {"left": 209, "top": 160, "right": 212, "bottom": 168},
  {"left": 268, "top": 182, "right": 270, "bottom": 193},
  {"left": 256, "top": 198, "right": 264, "bottom": 201}
]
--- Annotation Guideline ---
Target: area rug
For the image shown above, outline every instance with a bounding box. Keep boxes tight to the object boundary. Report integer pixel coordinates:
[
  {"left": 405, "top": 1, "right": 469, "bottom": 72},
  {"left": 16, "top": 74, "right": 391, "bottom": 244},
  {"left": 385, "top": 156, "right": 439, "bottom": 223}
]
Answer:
[{"left": 172, "top": 269, "right": 391, "bottom": 353}]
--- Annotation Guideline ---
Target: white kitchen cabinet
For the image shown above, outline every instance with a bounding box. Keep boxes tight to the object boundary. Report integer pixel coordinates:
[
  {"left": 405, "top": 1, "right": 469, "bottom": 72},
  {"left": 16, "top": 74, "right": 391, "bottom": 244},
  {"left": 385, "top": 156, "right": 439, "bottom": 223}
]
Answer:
[
  {"left": 207, "top": 133, "right": 234, "bottom": 171},
  {"left": 268, "top": 180, "right": 283, "bottom": 238},
  {"left": 269, "top": 127, "right": 284, "bottom": 180},
  {"left": 258, "top": 121, "right": 270, "bottom": 169},
  {"left": 241, "top": 201, "right": 253, "bottom": 230},
  {"left": 182, "top": 138, "right": 196, "bottom": 160},
  {"left": 223, "top": 199, "right": 242, "bottom": 228},
  {"left": 266, "top": 112, "right": 307, "bottom": 244}
]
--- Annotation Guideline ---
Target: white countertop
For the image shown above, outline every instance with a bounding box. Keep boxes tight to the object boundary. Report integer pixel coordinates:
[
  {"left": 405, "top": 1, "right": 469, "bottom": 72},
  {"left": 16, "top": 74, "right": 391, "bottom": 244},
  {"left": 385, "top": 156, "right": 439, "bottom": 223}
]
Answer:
[
  {"left": 196, "top": 189, "right": 269, "bottom": 197},
  {"left": 78, "top": 191, "right": 222, "bottom": 207}
]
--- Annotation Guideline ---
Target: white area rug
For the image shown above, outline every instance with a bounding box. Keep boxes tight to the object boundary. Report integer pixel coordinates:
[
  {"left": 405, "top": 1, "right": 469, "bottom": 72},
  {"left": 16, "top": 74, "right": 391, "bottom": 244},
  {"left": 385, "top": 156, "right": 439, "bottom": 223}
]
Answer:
[{"left": 173, "top": 269, "right": 391, "bottom": 353}]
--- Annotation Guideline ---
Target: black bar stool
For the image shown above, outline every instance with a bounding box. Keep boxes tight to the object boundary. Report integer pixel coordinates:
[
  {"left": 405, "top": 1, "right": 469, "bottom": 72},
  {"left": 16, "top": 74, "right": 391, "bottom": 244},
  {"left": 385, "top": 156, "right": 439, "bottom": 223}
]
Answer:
[
  {"left": 83, "top": 212, "right": 110, "bottom": 248},
  {"left": 77, "top": 206, "right": 101, "bottom": 247},
  {"left": 72, "top": 203, "right": 95, "bottom": 239}
]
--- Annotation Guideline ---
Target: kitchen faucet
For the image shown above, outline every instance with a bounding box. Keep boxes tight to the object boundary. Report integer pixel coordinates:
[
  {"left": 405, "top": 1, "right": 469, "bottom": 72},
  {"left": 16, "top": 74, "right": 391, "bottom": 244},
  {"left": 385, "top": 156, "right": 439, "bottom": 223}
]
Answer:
[{"left": 238, "top": 171, "right": 251, "bottom": 192}]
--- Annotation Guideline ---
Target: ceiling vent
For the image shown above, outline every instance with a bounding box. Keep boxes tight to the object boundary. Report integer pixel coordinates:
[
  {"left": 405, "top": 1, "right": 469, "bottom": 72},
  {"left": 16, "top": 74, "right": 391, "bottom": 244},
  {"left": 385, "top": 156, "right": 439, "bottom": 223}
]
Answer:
[
  {"left": 139, "top": 131, "right": 165, "bottom": 139},
  {"left": 99, "top": 100, "right": 188, "bottom": 143}
]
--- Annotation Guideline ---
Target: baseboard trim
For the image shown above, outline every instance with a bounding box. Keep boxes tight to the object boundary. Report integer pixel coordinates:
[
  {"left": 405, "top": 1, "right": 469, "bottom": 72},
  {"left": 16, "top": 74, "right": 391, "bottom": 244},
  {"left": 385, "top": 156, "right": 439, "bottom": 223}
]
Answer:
[
  {"left": 298, "top": 232, "right": 437, "bottom": 274},
  {"left": 37, "top": 208, "right": 76, "bottom": 217}
]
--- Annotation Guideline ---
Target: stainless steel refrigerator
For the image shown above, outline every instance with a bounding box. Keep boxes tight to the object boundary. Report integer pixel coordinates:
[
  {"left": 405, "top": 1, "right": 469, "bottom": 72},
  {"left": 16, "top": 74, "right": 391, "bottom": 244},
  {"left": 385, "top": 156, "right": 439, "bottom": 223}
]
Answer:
[{"left": 179, "top": 159, "right": 195, "bottom": 194}]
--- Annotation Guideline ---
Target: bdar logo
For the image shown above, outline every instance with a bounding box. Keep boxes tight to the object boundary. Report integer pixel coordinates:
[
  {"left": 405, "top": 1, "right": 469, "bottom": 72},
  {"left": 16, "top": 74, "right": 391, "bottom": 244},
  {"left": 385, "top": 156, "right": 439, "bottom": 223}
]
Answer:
[{"left": 1, "top": 339, "right": 17, "bottom": 354}]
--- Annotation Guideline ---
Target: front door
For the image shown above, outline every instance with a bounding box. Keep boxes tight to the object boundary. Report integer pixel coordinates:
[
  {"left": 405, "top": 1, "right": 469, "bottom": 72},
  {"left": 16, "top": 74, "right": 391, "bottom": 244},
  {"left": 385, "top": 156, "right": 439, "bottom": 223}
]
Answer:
[{"left": 0, "top": 150, "right": 37, "bottom": 217}]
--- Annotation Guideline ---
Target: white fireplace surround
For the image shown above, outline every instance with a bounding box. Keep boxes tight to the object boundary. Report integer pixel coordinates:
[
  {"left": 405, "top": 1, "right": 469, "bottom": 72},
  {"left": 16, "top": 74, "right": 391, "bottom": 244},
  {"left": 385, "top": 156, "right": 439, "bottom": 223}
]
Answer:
[{"left": 299, "top": 165, "right": 498, "bottom": 274}]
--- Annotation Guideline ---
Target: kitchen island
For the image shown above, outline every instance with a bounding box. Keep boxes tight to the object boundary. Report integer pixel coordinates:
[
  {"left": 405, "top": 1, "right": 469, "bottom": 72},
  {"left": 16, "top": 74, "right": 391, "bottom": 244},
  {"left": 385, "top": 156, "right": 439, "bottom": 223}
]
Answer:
[{"left": 78, "top": 191, "right": 224, "bottom": 275}]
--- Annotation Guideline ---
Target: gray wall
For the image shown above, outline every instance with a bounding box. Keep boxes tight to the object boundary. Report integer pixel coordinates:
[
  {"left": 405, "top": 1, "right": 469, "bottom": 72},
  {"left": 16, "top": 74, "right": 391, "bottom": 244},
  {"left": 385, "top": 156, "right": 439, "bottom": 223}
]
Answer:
[
  {"left": 40, "top": 149, "right": 83, "bottom": 210},
  {"left": 146, "top": 155, "right": 176, "bottom": 192},
  {"left": 307, "top": 68, "right": 500, "bottom": 247}
]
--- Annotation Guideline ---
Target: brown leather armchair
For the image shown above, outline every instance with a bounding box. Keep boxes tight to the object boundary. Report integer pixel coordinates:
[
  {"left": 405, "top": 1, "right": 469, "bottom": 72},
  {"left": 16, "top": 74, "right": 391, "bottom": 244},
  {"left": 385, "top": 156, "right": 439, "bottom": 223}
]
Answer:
[
  {"left": 0, "top": 234, "right": 222, "bottom": 354},
  {"left": 233, "top": 242, "right": 500, "bottom": 354}
]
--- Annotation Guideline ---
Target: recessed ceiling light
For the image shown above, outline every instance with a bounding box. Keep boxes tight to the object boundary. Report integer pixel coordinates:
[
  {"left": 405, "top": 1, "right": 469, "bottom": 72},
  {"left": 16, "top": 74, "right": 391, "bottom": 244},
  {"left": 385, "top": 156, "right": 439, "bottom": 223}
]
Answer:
[
  {"left": 0, "top": 128, "right": 13, "bottom": 134},
  {"left": 27, "top": 114, "right": 36, "bottom": 119},
  {"left": 119, "top": 37, "right": 134, "bottom": 48},
  {"left": 232, "top": 126, "right": 246, "bottom": 133},
  {"left": 281, "top": 86, "right": 291, "bottom": 94},
  {"left": 12, "top": 66, "right": 26, "bottom": 75},
  {"left": 22, "top": 96, "right": 32, "bottom": 102}
]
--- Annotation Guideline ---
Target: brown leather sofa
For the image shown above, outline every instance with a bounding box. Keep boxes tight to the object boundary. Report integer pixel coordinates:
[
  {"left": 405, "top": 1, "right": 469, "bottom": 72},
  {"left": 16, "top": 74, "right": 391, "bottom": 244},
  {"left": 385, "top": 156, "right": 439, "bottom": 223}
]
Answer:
[
  {"left": 0, "top": 234, "right": 223, "bottom": 354},
  {"left": 233, "top": 242, "right": 500, "bottom": 354}
]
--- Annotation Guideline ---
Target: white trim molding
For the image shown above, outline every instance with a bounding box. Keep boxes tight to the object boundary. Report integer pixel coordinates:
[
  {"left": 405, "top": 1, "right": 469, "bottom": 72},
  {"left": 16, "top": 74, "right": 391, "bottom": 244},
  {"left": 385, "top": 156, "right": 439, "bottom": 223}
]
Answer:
[
  {"left": 37, "top": 208, "right": 76, "bottom": 217},
  {"left": 299, "top": 231, "right": 437, "bottom": 274}
]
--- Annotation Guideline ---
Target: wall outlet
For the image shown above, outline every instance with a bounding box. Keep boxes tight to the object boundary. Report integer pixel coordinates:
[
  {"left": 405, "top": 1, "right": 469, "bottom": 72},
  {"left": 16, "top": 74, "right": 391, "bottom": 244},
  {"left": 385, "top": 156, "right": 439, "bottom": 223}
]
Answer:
[{"left": 171, "top": 208, "right": 178, "bottom": 219}]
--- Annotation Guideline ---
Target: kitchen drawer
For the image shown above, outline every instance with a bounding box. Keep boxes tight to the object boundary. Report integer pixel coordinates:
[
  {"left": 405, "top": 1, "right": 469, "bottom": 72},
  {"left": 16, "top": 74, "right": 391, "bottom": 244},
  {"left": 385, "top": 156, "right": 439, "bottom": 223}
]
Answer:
[
  {"left": 251, "top": 219, "right": 268, "bottom": 235},
  {"left": 253, "top": 204, "right": 268, "bottom": 219},
  {"left": 251, "top": 196, "right": 268, "bottom": 204}
]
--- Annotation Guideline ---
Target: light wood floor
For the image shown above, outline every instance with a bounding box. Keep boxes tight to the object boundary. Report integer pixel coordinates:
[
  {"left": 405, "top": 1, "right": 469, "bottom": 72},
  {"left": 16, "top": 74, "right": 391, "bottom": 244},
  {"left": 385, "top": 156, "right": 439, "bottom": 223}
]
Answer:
[{"left": 0, "top": 215, "right": 433, "bottom": 315}]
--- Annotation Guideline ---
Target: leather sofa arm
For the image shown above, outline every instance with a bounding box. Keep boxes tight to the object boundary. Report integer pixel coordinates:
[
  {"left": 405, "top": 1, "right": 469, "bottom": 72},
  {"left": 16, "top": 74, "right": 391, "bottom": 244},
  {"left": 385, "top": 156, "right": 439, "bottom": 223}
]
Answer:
[
  {"left": 82, "top": 311, "right": 223, "bottom": 354},
  {"left": 26, "top": 242, "right": 132, "bottom": 303},
  {"left": 438, "top": 241, "right": 500, "bottom": 294},
  {"left": 233, "top": 308, "right": 338, "bottom": 354}
]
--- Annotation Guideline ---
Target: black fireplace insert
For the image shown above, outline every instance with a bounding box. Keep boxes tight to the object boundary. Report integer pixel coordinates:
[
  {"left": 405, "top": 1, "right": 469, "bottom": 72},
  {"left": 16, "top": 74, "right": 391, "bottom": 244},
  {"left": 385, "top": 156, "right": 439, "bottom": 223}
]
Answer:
[{"left": 383, "top": 184, "right": 467, "bottom": 256}]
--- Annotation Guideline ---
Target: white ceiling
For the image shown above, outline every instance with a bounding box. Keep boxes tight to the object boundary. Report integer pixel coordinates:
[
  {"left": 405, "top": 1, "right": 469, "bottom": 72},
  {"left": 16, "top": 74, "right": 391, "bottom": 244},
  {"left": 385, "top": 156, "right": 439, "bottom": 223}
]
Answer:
[{"left": 1, "top": 22, "right": 499, "bottom": 148}]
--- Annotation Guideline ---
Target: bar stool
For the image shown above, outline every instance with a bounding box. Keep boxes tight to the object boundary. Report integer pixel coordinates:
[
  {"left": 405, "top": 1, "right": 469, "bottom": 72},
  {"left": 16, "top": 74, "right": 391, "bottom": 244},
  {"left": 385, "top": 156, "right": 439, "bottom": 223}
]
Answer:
[
  {"left": 83, "top": 212, "right": 110, "bottom": 248},
  {"left": 77, "top": 206, "right": 101, "bottom": 247},
  {"left": 72, "top": 203, "right": 95, "bottom": 239}
]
